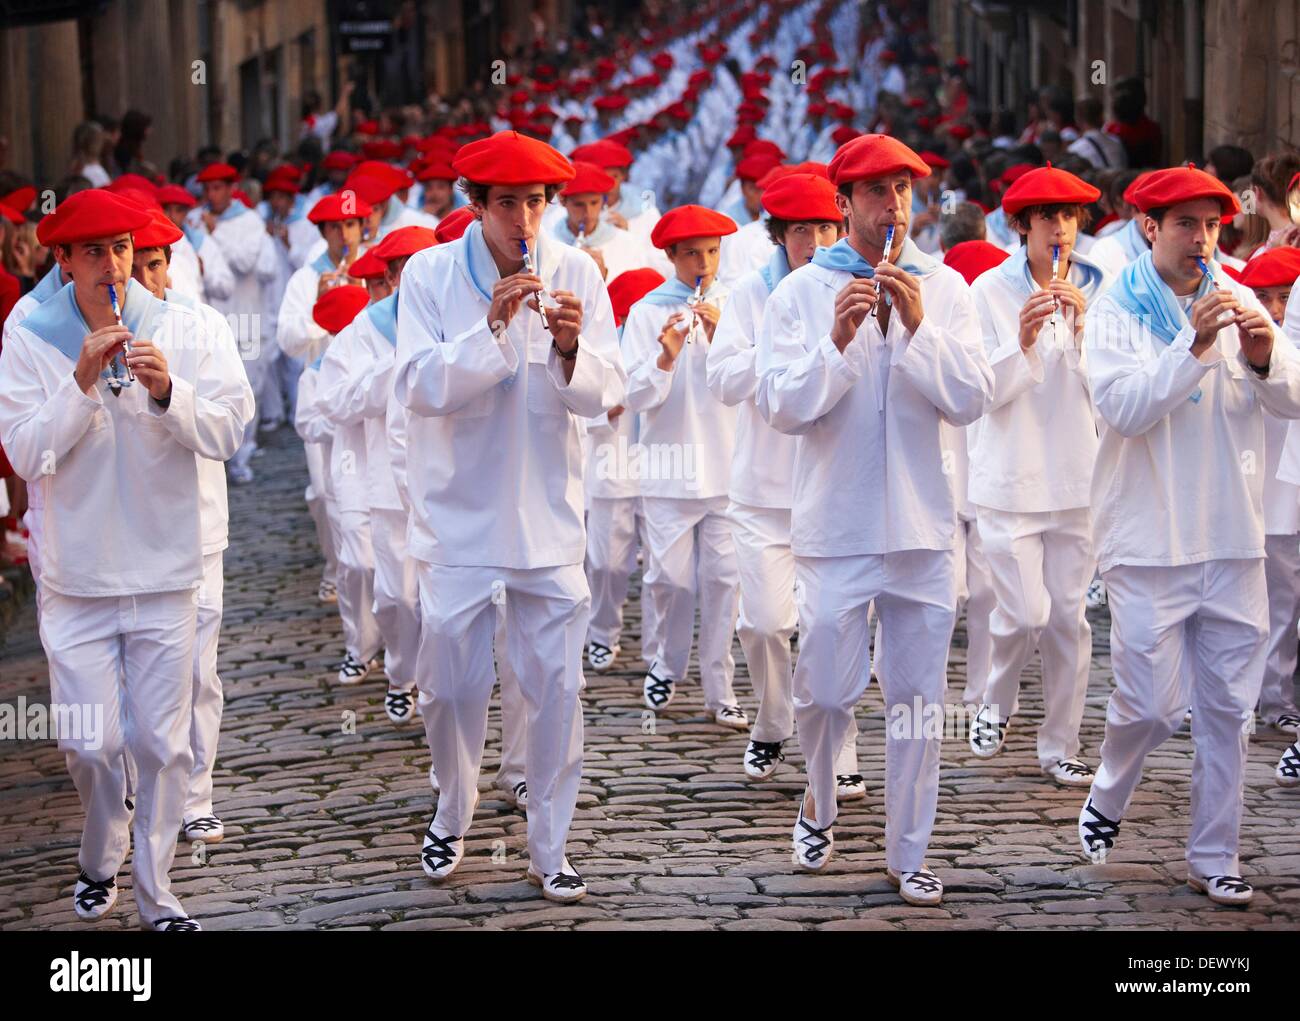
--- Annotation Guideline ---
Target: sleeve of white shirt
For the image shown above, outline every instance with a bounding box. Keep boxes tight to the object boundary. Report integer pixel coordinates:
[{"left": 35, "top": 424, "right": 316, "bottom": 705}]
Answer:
[
  {"left": 0, "top": 329, "right": 102, "bottom": 481},
  {"left": 1085, "top": 298, "right": 1216, "bottom": 438},
  {"left": 277, "top": 271, "right": 327, "bottom": 361},
  {"left": 198, "top": 234, "right": 235, "bottom": 302},
  {"left": 1240, "top": 289, "right": 1300, "bottom": 419},
  {"left": 386, "top": 390, "right": 411, "bottom": 512},
  {"left": 706, "top": 286, "right": 761, "bottom": 406},
  {"left": 542, "top": 260, "right": 625, "bottom": 418},
  {"left": 255, "top": 231, "right": 279, "bottom": 284},
  {"left": 392, "top": 258, "right": 519, "bottom": 417},
  {"left": 213, "top": 213, "right": 263, "bottom": 277},
  {"left": 754, "top": 286, "right": 861, "bottom": 436},
  {"left": 148, "top": 311, "right": 255, "bottom": 460},
  {"left": 316, "top": 321, "right": 375, "bottom": 428},
  {"left": 623, "top": 302, "right": 679, "bottom": 413},
  {"left": 891, "top": 282, "right": 993, "bottom": 426},
  {"left": 974, "top": 283, "right": 1045, "bottom": 412}
]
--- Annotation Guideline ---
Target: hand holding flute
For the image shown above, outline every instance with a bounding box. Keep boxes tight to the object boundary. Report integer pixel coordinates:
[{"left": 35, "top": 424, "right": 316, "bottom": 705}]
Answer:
[{"left": 872, "top": 224, "right": 896, "bottom": 318}]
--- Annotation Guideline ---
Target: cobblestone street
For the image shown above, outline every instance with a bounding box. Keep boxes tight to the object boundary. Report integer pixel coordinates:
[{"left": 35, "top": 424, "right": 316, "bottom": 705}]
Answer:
[{"left": 2, "top": 427, "right": 1299, "bottom": 931}]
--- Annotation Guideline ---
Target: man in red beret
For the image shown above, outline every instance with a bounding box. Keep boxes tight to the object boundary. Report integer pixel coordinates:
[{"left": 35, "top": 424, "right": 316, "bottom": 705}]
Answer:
[
  {"left": 964, "top": 166, "right": 1112, "bottom": 788},
  {"left": 754, "top": 134, "right": 993, "bottom": 905},
  {"left": 187, "top": 161, "right": 278, "bottom": 484},
  {"left": 551, "top": 161, "right": 651, "bottom": 281},
  {"left": 583, "top": 267, "right": 664, "bottom": 675},
  {"left": 1239, "top": 249, "right": 1300, "bottom": 763},
  {"left": 1080, "top": 166, "right": 1300, "bottom": 906},
  {"left": 310, "top": 227, "right": 438, "bottom": 727},
  {"left": 621, "top": 204, "right": 747, "bottom": 726},
  {"left": 704, "top": 174, "right": 864, "bottom": 787},
  {"left": 0, "top": 189, "right": 255, "bottom": 931},
  {"left": 130, "top": 208, "right": 254, "bottom": 847},
  {"left": 394, "top": 130, "right": 625, "bottom": 902},
  {"left": 278, "top": 189, "right": 382, "bottom": 678},
  {"left": 568, "top": 139, "right": 661, "bottom": 241}
]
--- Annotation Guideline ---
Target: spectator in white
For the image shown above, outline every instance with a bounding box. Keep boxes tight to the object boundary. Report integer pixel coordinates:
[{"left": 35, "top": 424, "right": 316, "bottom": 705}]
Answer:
[
  {"left": 1068, "top": 97, "right": 1127, "bottom": 170},
  {"left": 68, "top": 121, "right": 111, "bottom": 187},
  {"left": 300, "top": 82, "right": 354, "bottom": 152},
  {"left": 552, "top": 161, "right": 650, "bottom": 280}
]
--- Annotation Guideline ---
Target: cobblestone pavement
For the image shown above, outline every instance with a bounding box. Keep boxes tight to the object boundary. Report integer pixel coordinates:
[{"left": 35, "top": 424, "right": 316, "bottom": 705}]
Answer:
[{"left": 2, "top": 426, "right": 1299, "bottom": 931}]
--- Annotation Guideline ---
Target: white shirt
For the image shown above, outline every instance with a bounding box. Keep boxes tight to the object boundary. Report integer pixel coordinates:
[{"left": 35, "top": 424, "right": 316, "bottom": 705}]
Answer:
[
  {"left": 717, "top": 218, "right": 775, "bottom": 288},
  {"left": 393, "top": 229, "right": 626, "bottom": 569},
  {"left": 968, "top": 255, "right": 1108, "bottom": 513},
  {"left": 1085, "top": 270, "right": 1300, "bottom": 572},
  {"left": 313, "top": 317, "right": 371, "bottom": 517},
  {"left": 185, "top": 203, "right": 271, "bottom": 324},
  {"left": 0, "top": 280, "right": 254, "bottom": 595},
  {"left": 1068, "top": 129, "right": 1128, "bottom": 170},
  {"left": 707, "top": 267, "right": 794, "bottom": 508},
  {"left": 623, "top": 279, "right": 737, "bottom": 501},
  {"left": 755, "top": 260, "right": 993, "bottom": 557}
]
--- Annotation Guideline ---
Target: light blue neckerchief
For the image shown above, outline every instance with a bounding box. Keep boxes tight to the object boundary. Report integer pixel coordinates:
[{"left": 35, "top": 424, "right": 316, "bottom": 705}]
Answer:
[
  {"left": 29, "top": 263, "right": 66, "bottom": 304},
  {"left": 368, "top": 292, "right": 398, "bottom": 347},
  {"left": 21, "top": 278, "right": 166, "bottom": 386},
  {"left": 638, "top": 275, "right": 699, "bottom": 306},
  {"left": 609, "top": 188, "right": 644, "bottom": 219},
  {"left": 1108, "top": 249, "right": 1219, "bottom": 403},
  {"left": 986, "top": 206, "right": 1015, "bottom": 248},
  {"left": 721, "top": 196, "right": 755, "bottom": 226},
  {"left": 811, "top": 235, "right": 940, "bottom": 278},
  {"left": 553, "top": 215, "right": 619, "bottom": 249},
  {"left": 311, "top": 249, "right": 339, "bottom": 275},
  {"left": 995, "top": 244, "right": 1106, "bottom": 305},
  {"left": 212, "top": 201, "right": 250, "bottom": 223},
  {"left": 1117, "top": 217, "right": 1149, "bottom": 262},
  {"left": 181, "top": 222, "right": 206, "bottom": 251},
  {"left": 164, "top": 288, "right": 196, "bottom": 310},
  {"left": 461, "top": 219, "right": 502, "bottom": 303},
  {"left": 758, "top": 245, "right": 791, "bottom": 293}
]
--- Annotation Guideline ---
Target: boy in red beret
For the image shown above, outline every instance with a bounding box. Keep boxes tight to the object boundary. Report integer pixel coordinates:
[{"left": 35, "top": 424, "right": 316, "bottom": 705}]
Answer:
[
  {"left": 1081, "top": 166, "right": 1300, "bottom": 905},
  {"left": 130, "top": 210, "right": 254, "bottom": 846},
  {"left": 704, "top": 173, "right": 869, "bottom": 788},
  {"left": 754, "top": 135, "right": 993, "bottom": 906},
  {"left": 551, "top": 161, "right": 652, "bottom": 281},
  {"left": 965, "top": 166, "right": 1113, "bottom": 787},
  {"left": 394, "top": 131, "right": 625, "bottom": 901},
  {"left": 623, "top": 204, "right": 747, "bottom": 727},
  {"left": 0, "top": 190, "right": 255, "bottom": 930}
]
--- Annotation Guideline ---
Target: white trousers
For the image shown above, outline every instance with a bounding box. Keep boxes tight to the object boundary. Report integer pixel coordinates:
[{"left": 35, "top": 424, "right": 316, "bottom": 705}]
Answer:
[
  {"left": 305, "top": 439, "right": 338, "bottom": 586},
  {"left": 793, "top": 549, "right": 955, "bottom": 872},
  {"left": 334, "top": 507, "right": 381, "bottom": 662},
  {"left": 370, "top": 508, "right": 420, "bottom": 690},
  {"left": 1094, "top": 559, "right": 1268, "bottom": 877},
  {"left": 730, "top": 502, "right": 797, "bottom": 742},
  {"left": 641, "top": 495, "right": 740, "bottom": 709},
  {"left": 585, "top": 495, "right": 643, "bottom": 651},
  {"left": 1261, "top": 533, "right": 1300, "bottom": 722},
  {"left": 40, "top": 587, "right": 196, "bottom": 923},
  {"left": 493, "top": 604, "right": 528, "bottom": 789},
  {"left": 184, "top": 552, "right": 224, "bottom": 819},
  {"left": 978, "top": 505, "right": 1094, "bottom": 768},
  {"left": 415, "top": 561, "right": 587, "bottom": 875},
  {"left": 955, "top": 516, "right": 996, "bottom": 706}
]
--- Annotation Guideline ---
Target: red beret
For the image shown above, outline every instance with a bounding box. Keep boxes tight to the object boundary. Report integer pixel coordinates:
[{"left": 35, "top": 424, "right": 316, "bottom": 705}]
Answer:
[
  {"left": 371, "top": 225, "right": 439, "bottom": 262},
  {"left": 919, "top": 151, "right": 951, "bottom": 170},
  {"left": 664, "top": 102, "right": 692, "bottom": 122},
  {"left": 831, "top": 125, "right": 862, "bottom": 147},
  {"left": 111, "top": 185, "right": 162, "bottom": 213},
  {"left": 196, "top": 162, "right": 239, "bottom": 183},
  {"left": 947, "top": 123, "right": 974, "bottom": 141},
  {"left": 736, "top": 154, "right": 782, "bottom": 182},
  {"left": 156, "top": 184, "right": 197, "bottom": 209},
  {"left": 1130, "top": 165, "right": 1242, "bottom": 216},
  {"left": 830, "top": 134, "right": 931, "bottom": 185},
  {"left": 263, "top": 171, "right": 300, "bottom": 195},
  {"left": 104, "top": 175, "right": 157, "bottom": 198},
  {"left": 1121, "top": 171, "right": 1152, "bottom": 206},
  {"left": 322, "top": 151, "right": 361, "bottom": 172},
  {"left": 742, "top": 139, "right": 784, "bottom": 161},
  {"left": 570, "top": 139, "right": 634, "bottom": 169},
  {"left": 361, "top": 139, "right": 404, "bottom": 161},
  {"left": 415, "top": 159, "right": 458, "bottom": 183},
  {"left": 37, "top": 189, "right": 153, "bottom": 246},
  {"left": 347, "top": 249, "right": 388, "bottom": 281},
  {"left": 594, "top": 95, "right": 629, "bottom": 112},
  {"left": 312, "top": 284, "right": 370, "bottom": 334},
  {"left": 450, "top": 130, "right": 575, "bottom": 186},
  {"left": 433, "top": 207, "right": 476, "bottom": 244},
  {"left": 761, "top": 173, "right": 842, "bottom": 221},
  {"left": 943, "top": 240, "right": 1011, "bottom": 285},
  {"left": 1238, "top": 246, "right": 1300, "bottom": 290},
  {"left": 355, "top": 120, "right": 380, "bottom": 136},
  {"left": 0, "top": 202, "right": 23, "bottom": 225},
  {"left": 727, "top": 125, "right": 757, "bottom": 148},
  {"left": 1001, "top": 164, "right": 1101, "bottom": 216},
  {"left": 651, "top": 52, "right": 674, "bottom": 70},
  {"left": 807, "top": 102, "right": 828, "bottom": 117},
  {"left": 308, "top": 191, "right": 374, "bottom": 223},
  {"left": 132, "top": 208, "right": 184, "bottom": 249},
  {"left": 650, "top": 205, "right": 739, "bottom": 249},
  {"left": 607, "top": 268, "right": 666, "bottom": 325},
  {"left": 1, "top": 185, "right": 36, "bottom": 212},
  {"left": 561, "top": 161, "right": 616, "bottom": 197}
]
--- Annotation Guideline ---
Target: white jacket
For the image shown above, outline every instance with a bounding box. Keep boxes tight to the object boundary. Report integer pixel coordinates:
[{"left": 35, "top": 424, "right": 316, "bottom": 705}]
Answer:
[
  {"left": 755, "top": 259, "right": 993, "bottom": 557},
  {"left": 393, "top": 226, "right": 625, "bottom": 569}
]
